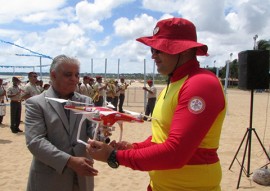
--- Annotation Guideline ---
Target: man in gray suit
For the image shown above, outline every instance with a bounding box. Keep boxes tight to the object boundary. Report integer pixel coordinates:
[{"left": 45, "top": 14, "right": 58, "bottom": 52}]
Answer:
[{"left": 25, "top": 55, "right": 98, "bottom": 191}]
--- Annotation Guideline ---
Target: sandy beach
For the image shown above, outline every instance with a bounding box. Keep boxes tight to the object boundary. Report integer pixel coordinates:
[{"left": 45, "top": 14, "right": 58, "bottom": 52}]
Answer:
[{"left": 1, "top": 88, "right": 270, "bottom": 191}]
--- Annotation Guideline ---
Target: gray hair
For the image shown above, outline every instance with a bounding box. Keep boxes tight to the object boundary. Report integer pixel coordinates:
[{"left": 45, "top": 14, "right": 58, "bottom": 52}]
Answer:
[{"left": 50, "top": 55, "right": 80, "bottom": 73}]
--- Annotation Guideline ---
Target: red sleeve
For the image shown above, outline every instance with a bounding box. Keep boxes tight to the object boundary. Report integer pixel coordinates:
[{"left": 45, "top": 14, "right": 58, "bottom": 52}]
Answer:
[
  {"left": 132, "top": 136, "right": 154, "bottom": 149},
  {"left": 117, "top": 72, "right": 225, "bottom": 171}
]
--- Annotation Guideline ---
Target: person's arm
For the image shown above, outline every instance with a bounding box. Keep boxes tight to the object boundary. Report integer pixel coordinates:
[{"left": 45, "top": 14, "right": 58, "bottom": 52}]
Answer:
[
  {"left": 116, "top": 88, "right": 121, "bottom": 93},
  {"left": 66, "top": 156, "right": 98, "bottom": 176},
  {"left": 87, "top": 74, "right": 225, "bottom": 171},
  {"left": 68, "top": 94, "right": 98, "bottom": 176},
  {"left": 142, "top": 87, "right": 154, "bottom": 94},
  {"left": 20, "top": 85, "right": 31, "bottom": 100},
  {"left": 7, "top": 87, "right": 19, "bottom": 98},
  {"left": 110, "top": 136, "right": 154, "bottom": 150},
  {"left": 132, "top": 136, "right": 154, "bottom": 149},
  {"left": 117, "top": 75, "right": 225, "bottom": 171}
]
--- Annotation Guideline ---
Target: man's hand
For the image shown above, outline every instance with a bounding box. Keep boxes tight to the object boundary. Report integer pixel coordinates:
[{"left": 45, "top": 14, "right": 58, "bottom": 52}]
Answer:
[
  {"left": 86, "top": 140, "right": 114, "bottom": 162},
  {"left": 109, "top": 140, "right": 133, "bottom": 150},
  {"left": 67, "top": 156, "right": 98, "bottom": 176}
]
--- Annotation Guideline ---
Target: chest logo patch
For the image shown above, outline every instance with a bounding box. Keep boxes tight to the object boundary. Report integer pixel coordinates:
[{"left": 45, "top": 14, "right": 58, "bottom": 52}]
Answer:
[{"left": 188, "top": 97, "right": 205, "bottom": 114}]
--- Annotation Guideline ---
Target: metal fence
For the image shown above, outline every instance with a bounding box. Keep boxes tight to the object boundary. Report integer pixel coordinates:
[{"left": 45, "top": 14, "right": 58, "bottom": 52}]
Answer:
[{"left": 124, "top": 86, "right": 164, "bottom": 108}]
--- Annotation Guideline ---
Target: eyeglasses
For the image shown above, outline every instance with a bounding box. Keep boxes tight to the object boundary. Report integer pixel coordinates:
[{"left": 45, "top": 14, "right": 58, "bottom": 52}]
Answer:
[
  {"left": 32, "top": 76, "right": 38, "bottom": 78},
  {"left": 151, "top": 48, "right": 162, "bottom": 54}
]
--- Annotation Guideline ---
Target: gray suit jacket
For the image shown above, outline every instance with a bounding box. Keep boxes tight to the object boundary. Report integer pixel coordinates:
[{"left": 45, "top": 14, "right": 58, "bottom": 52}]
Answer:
[{"left": 25, "top": 87, "right": 94, "bottom": 191}]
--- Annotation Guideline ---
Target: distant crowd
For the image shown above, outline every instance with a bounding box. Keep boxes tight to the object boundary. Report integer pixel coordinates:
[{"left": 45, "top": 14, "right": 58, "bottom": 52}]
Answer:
[
  {"left": 0, "top": 70, "right": 158, "bottom": 134},
  {"left": 75, "top": 75, "right": 129, "bottom": 112},
  {"left": 0, "top": 72, "right": 133, "bottom": 133}
]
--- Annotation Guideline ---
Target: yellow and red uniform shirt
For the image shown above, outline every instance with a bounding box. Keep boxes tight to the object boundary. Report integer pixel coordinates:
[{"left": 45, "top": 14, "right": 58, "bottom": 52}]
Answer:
[{"left": 117, "top": 59, "right": 226, "bottom": 191}]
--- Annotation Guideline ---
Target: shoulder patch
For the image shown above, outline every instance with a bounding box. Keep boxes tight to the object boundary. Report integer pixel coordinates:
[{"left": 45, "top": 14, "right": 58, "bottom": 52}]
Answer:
[{"left": 188, "top": 96, "right": 205, "bottom": 114}]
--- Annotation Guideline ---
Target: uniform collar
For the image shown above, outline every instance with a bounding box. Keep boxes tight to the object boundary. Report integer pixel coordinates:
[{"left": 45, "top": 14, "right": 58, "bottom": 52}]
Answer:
[{"left": 170, "top": 58, "right": 199, "bottom": 83}]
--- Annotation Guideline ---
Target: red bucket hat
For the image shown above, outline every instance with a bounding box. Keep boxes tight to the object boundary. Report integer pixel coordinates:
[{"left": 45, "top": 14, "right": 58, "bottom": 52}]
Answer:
[{"left": 136, "top": 18, "right": 208, "bottom": 56}]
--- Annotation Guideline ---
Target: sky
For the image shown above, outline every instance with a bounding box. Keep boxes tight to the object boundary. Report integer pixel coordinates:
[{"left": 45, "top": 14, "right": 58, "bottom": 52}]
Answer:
[{"left": 0, "top": 0, "right": 269, "bottom": 75}]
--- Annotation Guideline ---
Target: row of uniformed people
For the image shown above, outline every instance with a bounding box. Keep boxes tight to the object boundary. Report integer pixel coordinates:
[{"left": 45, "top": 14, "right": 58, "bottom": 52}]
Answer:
[
  {"left": 75, "top": 76, "right": 129, "bottom": 112},
  {"left": 0, "top": 72, "right": 49, "bottom": 133}
]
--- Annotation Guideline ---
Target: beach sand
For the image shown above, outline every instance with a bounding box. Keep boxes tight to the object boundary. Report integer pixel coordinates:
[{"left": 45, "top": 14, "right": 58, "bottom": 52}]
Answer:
[{"left": 0, "top": 88, "right": 270, "bottom": 191}]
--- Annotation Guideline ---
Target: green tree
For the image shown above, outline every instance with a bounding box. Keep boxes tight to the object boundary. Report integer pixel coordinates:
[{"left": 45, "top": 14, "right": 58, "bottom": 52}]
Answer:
[
  {"left": 257, "top": 39, "right": 270, "bottom": 50},
  {"left": 220, "top": 59, "right": 238, "bottom": 79},
  {"left": 257, "top": 39, "right": 270, "bottom": 72}
]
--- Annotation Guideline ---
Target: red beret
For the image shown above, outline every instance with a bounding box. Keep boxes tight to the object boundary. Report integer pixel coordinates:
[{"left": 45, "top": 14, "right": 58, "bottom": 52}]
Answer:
[
  {"left": 12, "top": 77, "right": 21, "bottom": 82},
  {"left": 83, "top": 76, "right": 89, "bottom": 80},
  {"left": 96, "top": 76, "right": 102, "bottom": 80}
]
